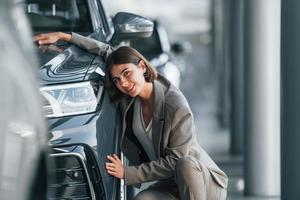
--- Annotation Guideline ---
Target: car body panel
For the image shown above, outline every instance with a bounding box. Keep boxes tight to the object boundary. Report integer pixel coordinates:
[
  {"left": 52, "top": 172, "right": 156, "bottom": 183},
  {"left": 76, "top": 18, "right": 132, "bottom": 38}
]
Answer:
[
  {"left": 47, "top": 92, "right": 121, "bottom": 199},
  {"left": 25, "top": 0, "right": 153, "bottom": 199},
  {"left": 26, "top": 0, "right": 120, "bottom": 197},
  {"left": 38, "top": 45, "right": 101, "bottom": 85},
  {"left": 25, "top": 0, "right": 153, "bottom": 200}
]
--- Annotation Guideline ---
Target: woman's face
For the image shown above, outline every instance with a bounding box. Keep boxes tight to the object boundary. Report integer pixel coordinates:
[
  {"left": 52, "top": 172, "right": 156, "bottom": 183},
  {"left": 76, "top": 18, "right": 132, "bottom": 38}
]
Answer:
[{"left": 110, "top": 62, "right": 146, "bottom": 97}]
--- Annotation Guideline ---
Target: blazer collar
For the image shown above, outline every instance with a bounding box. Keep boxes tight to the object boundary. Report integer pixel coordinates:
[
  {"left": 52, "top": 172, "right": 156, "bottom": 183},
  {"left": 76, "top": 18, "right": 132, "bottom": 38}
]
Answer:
[
  {"left": 120, "top": 96, "right": 134, "bottom": 118},
  {"left": 152, "top": 79, "right": 165, "bottom": 158},
  {"left": 120, "top": 79, "right": 166, "bottom": 157},
  {"left": 120, "top": 80, "right": 165, "bottom": 119}
]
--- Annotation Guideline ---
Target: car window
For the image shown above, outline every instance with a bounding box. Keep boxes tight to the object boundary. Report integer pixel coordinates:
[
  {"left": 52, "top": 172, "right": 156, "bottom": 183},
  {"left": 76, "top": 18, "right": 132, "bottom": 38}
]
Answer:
[
  {"left": 25, "top": 0, "right": 92, "bottom": 33},
  {"left": 130, "top": 27, "right": 163, "bottom": 60},
  {"left": 95, "top": 0, "right": 113, "bottom": 37}
]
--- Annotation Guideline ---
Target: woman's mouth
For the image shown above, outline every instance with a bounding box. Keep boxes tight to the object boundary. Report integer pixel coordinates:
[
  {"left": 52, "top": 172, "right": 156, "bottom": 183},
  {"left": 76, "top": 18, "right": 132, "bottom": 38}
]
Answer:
[{"left": 127, "top": 85, "right": 135, "bottom": 93}]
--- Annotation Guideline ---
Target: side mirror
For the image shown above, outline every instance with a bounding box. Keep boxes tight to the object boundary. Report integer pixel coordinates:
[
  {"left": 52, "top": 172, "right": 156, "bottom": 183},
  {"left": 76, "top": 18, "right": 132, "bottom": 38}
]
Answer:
[
  {"left": 111, "top": 12, "right": 153, "bottom": 45},
  {"left": 171, "top": 41, "right": 192, "bottom": 54}
]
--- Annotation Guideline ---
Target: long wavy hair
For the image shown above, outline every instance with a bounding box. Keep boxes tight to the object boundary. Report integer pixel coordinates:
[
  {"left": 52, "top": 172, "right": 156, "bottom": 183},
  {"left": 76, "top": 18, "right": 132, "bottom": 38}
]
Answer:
[{"left": 105, "top": 46, "right": 158, "bottom": 102}]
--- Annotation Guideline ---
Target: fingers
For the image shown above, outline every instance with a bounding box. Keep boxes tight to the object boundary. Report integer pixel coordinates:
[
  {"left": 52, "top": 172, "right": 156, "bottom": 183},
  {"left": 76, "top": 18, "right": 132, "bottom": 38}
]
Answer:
[
  {"left": 106, "top": 163, "right": 117, "bottom": 172},
  {"left": 112, "top": 154, "right": 120, "bottom": 161},
  {"left": 33, "top": 35, "right": 41, "bottom": 42},
  {"left": 106, "top": 155, "right": 115, "bottom": 162},
  {"left": 105, "top": 154, "right": 124, "bottom": 179},
  {"left": 33, "top": 32, "right": 60, "bottom": 45},
  {"left": 107, "top": 154, "right": 120, "bottom": 163},
  {"left": 105, "top": 162, "right": 116, "bottom": 169},
  {"left": 33, "top": 34, "right": 49, "bottom": 42},
  {"left": 37, "top": 39, "right": 49, "bottom": 45},
  {"left": 106, "top": 162, "right": 115, "bottom": 167},
  {"left": 107, "top": 170, "right": 118, "bottom": 176}
]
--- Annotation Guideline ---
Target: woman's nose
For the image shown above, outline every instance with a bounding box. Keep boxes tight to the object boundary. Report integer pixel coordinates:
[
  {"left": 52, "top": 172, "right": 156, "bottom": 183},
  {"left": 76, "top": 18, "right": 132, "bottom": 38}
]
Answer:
[{"left": 120, "top": 77, "right": 129, "bottom": 87}]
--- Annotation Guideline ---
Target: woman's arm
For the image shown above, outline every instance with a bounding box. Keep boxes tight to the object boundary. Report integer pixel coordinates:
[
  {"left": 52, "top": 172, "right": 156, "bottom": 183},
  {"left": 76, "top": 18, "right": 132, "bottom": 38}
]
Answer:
[
  {"left": 33, "top": 32, "right": 113, "bottom": 59},
  {"left": 124, "top": 106, "right": 194, "bottom": 185},
  {"left": 70, "top": 32, "right": 113, "bottom": 59},
  {"left": 33, "top": 32, "right": 71, "bottom": 44},
  {"left": 102, "top": 106, "right": 193, "bottom": 185}
]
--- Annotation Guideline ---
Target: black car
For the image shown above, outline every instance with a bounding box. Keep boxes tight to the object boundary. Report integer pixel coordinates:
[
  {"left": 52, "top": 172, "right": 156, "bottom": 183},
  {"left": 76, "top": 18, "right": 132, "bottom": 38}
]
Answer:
[{"left": 24, "top": 0, "right": 153, "bottom": 199}]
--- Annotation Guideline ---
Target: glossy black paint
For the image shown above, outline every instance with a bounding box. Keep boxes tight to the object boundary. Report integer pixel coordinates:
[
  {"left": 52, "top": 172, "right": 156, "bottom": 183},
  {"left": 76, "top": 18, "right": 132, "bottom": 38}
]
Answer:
[
  {"left": 39, "top": 42, "right": 120, "bottom": 199},
  {"left": 38, "top": 32, "right": 108, "bottom": 85},
  {"left": 27, "top": 0, "right": 154, "bottom": 198},
  {"left": 111, "top": 12, "right": 154, "bottom": 44},
  {"left": 48, "top": 98, "right": 120, "bottom": 199},
  {"left": 43, "top": 70, "right": 121, "bottom": 200},
  {"left": 32, "top": 0, "right": 121, "bottom": 199}
]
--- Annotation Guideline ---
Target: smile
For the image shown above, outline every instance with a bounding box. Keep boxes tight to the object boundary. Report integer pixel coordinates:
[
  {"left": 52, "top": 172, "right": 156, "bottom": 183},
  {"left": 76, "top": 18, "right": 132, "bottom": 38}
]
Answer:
[{"left": 127, "top": 85, "right": 135, "bottom": 93}]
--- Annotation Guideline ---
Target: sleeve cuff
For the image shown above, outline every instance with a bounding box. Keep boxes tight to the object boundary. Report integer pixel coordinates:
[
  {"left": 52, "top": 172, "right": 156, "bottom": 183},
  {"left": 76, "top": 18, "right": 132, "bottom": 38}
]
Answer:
[
  {"left": 124, "top": 166, "right": 141, "bottom": 188},
  {"left": 69, "top": 32, "right": 82, "bottom": 44}
]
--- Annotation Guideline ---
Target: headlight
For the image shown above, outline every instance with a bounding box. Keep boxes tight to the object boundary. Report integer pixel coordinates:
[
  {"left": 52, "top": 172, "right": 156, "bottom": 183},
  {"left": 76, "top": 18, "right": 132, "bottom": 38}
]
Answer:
[{"left": 40, "top": 81, "right": 103, "bottom": 118}]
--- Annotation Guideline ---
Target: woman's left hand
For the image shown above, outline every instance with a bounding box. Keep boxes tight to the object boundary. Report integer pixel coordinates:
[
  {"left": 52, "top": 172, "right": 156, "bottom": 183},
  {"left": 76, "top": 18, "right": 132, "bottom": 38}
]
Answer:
[
  {"left": 105, "top": 154, "right": 124, "bottom": 179},
  {"left": 33, "top": 32, "right": 71, "bottom": 45}
]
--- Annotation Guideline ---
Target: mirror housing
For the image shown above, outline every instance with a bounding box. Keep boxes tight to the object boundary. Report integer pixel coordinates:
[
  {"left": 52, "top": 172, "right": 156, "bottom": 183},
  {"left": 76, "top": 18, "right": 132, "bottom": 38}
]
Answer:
[{"left": 111, "top": 12, "right": 154, "bottom": 45}]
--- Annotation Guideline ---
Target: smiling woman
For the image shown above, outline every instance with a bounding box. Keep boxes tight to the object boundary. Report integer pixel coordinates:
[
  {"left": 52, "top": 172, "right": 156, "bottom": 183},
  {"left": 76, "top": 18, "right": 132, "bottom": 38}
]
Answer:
[
  {"left": 100, "top": 46, "right": 228, "bottom": 200},
  {"left": 105, "top": 48, "right": 157, "bottom": 101},
  {"left": 110, "top": 63, "right": 144, "bottom": 97}
]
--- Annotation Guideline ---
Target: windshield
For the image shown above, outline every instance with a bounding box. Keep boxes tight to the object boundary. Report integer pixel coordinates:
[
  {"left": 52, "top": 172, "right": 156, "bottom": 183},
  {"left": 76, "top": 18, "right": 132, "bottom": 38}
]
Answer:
[{"left": 25, "top": 0, "right": 92, "bottom": 33}]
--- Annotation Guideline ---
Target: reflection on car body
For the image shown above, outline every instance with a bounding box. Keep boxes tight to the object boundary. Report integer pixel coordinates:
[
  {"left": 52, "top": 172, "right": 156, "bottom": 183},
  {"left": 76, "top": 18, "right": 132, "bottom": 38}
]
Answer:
[{"left": 25, "top": 0, "right": 153, "bottom": 199}]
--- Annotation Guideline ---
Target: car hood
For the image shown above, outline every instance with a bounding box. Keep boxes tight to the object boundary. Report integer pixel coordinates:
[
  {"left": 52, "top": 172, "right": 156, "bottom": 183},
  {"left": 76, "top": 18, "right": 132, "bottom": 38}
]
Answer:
[{"left": 38, "top": 43, "right": 98, "bottom": 85}]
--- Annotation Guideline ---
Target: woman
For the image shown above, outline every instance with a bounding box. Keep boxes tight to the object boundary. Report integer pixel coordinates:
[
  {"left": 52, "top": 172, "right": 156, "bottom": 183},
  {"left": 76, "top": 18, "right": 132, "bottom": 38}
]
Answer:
[{"left": 34, "top": 32, "right": 228, "bottom": 200}]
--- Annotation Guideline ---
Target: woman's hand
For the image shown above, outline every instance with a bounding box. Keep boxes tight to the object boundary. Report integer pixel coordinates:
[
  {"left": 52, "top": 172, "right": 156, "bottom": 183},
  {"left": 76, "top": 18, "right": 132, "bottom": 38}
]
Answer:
[
  {"left": 33, "top": 32, "right": 71, "bottom": 45},
  {"left": 106, "top": 154, "right": 124, "bottom": 179}
]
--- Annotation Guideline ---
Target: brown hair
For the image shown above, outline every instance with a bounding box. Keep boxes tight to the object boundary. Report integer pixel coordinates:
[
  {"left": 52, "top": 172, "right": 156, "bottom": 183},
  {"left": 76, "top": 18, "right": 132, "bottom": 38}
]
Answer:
[{"left": 105, "top": 46, "right": 158, "bottom": 102}]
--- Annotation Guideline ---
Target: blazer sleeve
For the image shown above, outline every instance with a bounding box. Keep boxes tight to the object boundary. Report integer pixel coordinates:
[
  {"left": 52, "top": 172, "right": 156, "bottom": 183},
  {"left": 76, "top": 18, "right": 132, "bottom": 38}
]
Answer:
[
  {"left": 69, "top": 32, "right": 114, "bottom": 59},
  {"left": 124, "top": 106, "right": 194, "bottom": 185}
]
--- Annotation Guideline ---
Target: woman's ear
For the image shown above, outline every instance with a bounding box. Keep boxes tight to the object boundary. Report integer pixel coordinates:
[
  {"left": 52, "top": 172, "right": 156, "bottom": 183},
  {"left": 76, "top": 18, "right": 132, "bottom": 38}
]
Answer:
[{"left": 139, "top": 60, "right": 147, "bottom": 73}]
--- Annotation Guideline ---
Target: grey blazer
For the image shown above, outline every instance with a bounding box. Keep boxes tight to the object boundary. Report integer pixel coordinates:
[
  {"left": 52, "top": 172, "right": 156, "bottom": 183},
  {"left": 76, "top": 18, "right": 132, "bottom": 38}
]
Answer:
[{"left": 70, "top": 33, "right": 228, "bottom": 189}]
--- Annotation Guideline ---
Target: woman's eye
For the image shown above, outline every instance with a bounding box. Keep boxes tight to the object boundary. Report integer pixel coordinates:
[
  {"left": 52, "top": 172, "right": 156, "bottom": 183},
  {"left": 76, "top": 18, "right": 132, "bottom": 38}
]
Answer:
[
  {"left": 124, "top": 71, "right": 129, "bottom": 76},
  {"left": 112, "top": 78, "right": 118, "bottom": 84}
]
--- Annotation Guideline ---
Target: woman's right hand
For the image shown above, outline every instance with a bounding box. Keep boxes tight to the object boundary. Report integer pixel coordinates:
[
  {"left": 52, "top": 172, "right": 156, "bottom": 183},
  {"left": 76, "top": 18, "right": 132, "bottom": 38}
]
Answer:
[
  {"left": 33, "top": 32, "right": 71, "bottom": 45},
  {"left": 106, "top": 154, "right": 124, "bottom": 179}
]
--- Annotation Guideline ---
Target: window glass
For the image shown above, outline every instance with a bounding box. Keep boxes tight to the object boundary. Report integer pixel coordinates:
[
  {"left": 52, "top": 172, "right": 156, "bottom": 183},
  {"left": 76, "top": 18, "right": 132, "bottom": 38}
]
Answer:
[
  {"left": 95, "top": 0, "right": 113, "bottom": 36},
  {"left": 25, "top": 0, "right": 92, "bottom": 33},
  {"left": 130, "top": 28, "right": 163, "bottom": 60}
]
